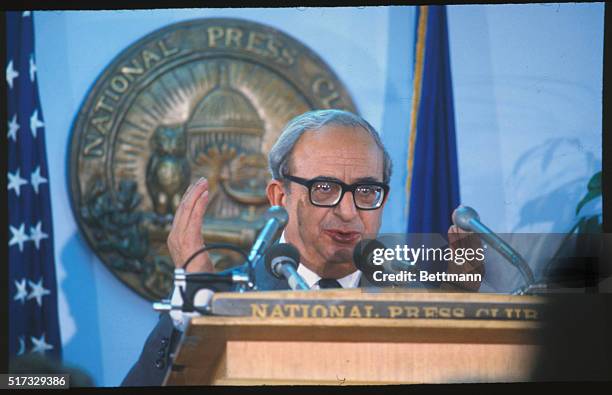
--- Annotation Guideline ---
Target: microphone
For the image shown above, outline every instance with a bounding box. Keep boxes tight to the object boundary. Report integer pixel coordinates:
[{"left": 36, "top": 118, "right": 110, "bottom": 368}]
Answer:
[
  {"left": 265, "top": 243, "right": 309, "bottom": 290},
  {"left": 247, "top": 206, "right": 289, "bottom": 286},
  {"left": 452, "top": 205, "right": 535, "bottom": 286},
  {"left": 353, "top": 238, "right": 418, "bottom": 286},
  {"left": 353, "top": 238, "right": 386, "bottom": 277},
  {"left": 248, "top": 206, "right": 289, "bottom": 263}
]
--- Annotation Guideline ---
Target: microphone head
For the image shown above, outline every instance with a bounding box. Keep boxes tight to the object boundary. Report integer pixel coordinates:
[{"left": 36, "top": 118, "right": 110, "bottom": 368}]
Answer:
[
  {"left": 353, "top": 238, "right": 386, "bottom": 276},
  {"left": 452, "top": 205, "right": 480, "bottom": 231},
  {"left": 264, "top": 242, "right": 300, "bottom": 279},
  {"left": 264, "top": 205, "right": 289, "bottom": 226}
]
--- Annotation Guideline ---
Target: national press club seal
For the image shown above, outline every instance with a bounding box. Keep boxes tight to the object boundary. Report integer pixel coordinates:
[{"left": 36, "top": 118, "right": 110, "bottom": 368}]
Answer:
[{"left": 68, "top": 18, "right": 357, "bottom": 301}]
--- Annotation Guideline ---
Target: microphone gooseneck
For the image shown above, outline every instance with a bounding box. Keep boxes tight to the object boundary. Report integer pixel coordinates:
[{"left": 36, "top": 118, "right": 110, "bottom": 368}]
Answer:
[
  {"left": 452, "top": 205, "right": 535, "bottom": 286},
  {"left": 247, "top": 206, "right": 290, "bottom": 287}
]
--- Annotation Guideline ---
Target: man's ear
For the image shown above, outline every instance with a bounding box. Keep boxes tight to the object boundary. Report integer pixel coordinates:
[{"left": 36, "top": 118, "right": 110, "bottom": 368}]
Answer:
[{"left": 267, "top": 179, "right": 287, "bottom": 207}]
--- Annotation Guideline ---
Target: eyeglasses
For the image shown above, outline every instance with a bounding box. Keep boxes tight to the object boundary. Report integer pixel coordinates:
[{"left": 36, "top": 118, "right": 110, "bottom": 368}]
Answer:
[{"left": 283, "top": 175, "right": 389, "bottom": 210}]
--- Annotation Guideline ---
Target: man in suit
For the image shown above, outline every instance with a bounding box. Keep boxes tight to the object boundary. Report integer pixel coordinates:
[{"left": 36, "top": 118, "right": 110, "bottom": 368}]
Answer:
[{"left": 122, "top": 109, "right": 483, "bottom": 386}]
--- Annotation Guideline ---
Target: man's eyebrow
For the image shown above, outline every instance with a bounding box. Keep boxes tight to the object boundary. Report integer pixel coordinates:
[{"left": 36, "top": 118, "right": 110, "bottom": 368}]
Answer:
[
  {"left": 353, "top": 176, "right": 383, "bottom": 183},
  {"left": 313, "top": 175, "right": 383, "bottom": 184},
  {"left": 312, "top": 175, "right": 344, "bottom": 183}
]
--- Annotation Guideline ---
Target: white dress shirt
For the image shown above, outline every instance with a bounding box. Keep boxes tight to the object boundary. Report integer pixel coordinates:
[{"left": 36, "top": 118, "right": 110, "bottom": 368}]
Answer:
[
  {"left": 278, "top": 233, "right": 362, "bottom": 289},
  {"left": 297, "top": 263, "right": 361, "bottom": 289}
]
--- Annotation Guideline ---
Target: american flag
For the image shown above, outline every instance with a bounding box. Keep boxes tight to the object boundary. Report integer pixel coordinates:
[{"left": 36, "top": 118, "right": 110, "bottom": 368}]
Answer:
[{"left": 7, "top": 11, "right": 62, "bottom": 360}]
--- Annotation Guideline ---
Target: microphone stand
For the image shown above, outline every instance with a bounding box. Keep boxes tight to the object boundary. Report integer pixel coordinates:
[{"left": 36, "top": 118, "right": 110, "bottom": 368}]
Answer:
[
  {"left": 471, "top": 230, "right": 553, "bottom": 295},
  {"left": 153, "top": 266, "right": 252, "bottom": 314},
  {"left": 474, "top": 231, "right": 550, "bottom": 295}
]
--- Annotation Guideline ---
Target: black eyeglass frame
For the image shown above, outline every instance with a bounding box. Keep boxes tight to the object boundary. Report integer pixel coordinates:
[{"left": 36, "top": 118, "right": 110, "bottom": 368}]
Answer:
[{"left": 283, "top": 174, "right": 390, "bottom": 210}]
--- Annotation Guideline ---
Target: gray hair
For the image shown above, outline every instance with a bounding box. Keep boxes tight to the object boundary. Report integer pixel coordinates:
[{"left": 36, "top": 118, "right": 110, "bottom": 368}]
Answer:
[{"left": 268, "top": 109, "right": 392, "bottom": 184}]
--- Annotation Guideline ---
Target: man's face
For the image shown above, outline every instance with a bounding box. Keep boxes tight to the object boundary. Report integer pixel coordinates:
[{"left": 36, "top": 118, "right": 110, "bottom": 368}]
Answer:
[{"left": 277, "top": 124, "right": 387, "bottom": 279}]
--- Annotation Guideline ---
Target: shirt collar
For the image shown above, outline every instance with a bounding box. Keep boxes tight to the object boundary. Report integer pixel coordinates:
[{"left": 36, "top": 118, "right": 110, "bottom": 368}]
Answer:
[{"left": 279, "top": 232, "right": 362, "bottom": 289}]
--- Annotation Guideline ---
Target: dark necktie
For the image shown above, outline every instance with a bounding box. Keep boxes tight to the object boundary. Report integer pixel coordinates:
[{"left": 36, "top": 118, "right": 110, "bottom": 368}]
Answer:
[{"left": 317, "top": 278, "right": 342, "bottom": 289}]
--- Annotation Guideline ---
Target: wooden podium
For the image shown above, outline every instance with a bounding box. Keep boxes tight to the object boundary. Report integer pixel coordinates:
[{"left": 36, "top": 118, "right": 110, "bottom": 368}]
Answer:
[{"left": 163, "top": 289, "right": 544, "bottom": 385}]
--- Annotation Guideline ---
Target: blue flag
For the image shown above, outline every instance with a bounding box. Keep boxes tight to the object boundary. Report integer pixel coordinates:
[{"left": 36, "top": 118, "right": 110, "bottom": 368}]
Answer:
[
  {"left": 406, "top": 5, "right": 460, "bottom": 236},
  {"left": 7, "top": 11, "right": 62, "bottom": 360}
]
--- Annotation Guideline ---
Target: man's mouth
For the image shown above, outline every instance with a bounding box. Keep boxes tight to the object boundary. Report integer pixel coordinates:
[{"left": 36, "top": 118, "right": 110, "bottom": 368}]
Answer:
[{"left": 324, "top": 229, "right": 361, "bottom": 244}]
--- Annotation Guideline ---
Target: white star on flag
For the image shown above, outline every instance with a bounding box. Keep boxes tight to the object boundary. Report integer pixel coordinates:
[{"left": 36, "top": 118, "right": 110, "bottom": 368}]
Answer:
[
  {"left": 30, "top": 109, "right": 44, "bottom": 138},
  {"left": 29, "top": 55, "right": 37, "bottom": 82},
  {"left": 27, "top": 278, "right": 51, "bottom": 307},
  {"left": 30, "top": 166, "right": 48, "bottom": 194},
  {"left": 8, "top": 114, "right": 20, "bottom": 142},
  {"left": 22, "top": 11, "right": 31, "bottom": 17},
  {"left": 9, "top": 223, "right": 29, "bottom": 252},
  {"left": 29, "top": 221, "right": 48, "bottom": 249},
  {"left": 14, "top": 278, "right": 28, "bottom": 304},
  {"left": 30, "top": 334, "right": 54, "bottom": 355},
  {"left": 6, "top": 60, "right": 19, "bottom": 90},
  {"left": 17, "top": 336, "right": 26, "bottom": 356},
  {"left": 8, "top": 169, "right": 28, "bottom": 197}
]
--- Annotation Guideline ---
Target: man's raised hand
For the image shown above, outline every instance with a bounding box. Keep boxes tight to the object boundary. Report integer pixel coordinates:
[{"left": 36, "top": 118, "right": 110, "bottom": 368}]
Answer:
[
  {"left": 167, "top": 177, "right": 214, "bottom": 273},
  {"left": 445, "top": 224, "right": 485, "bottom": 291}
]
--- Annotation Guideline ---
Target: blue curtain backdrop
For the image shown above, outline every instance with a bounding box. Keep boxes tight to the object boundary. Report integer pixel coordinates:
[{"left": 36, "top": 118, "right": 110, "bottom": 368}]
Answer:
[
  {"left": 7, "top": 11, "right": 62, "bottom": 361},
  {"left": 406, "top": 5, "right": 460, "bottom": 236}
]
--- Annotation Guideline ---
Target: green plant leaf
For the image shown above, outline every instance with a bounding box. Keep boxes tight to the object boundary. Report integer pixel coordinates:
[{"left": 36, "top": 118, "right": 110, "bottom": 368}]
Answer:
[
  {"left": 587, "top": 170, "right": 601, "bottom": 191},
  {"left": 576, "top": 171, "right": 602, "bottom": 215}
]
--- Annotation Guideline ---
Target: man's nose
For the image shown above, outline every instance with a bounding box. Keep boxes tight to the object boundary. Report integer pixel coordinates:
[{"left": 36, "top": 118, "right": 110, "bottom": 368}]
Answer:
[{"left": 333, "top": 191, "right": 358, "bottom": 220}]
